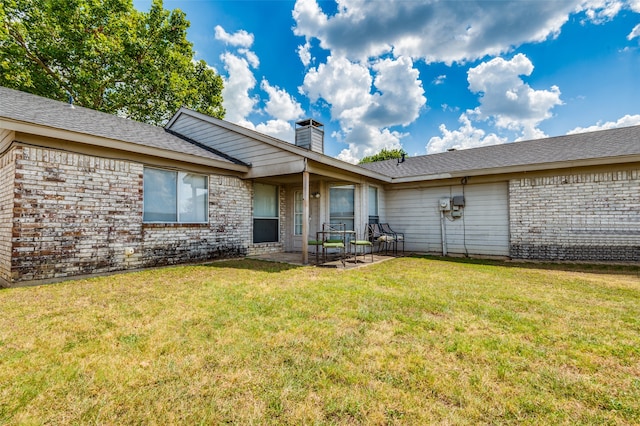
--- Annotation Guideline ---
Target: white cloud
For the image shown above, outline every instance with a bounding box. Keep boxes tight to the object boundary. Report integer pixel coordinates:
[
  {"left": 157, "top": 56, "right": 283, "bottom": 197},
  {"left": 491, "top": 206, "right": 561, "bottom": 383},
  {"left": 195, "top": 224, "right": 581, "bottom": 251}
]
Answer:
[
  {"left": 220, "top": 52, "right": 258, "bottom": 125},
  {"left": 297, "top": 39, "right": 313, "bottom": 66},
  {"left": 249, "top": 80, "right": 306, "bottom": 142},
  {"left": 261, "top": 80, "right": 304, "bottom": 122},
  {"left": 293, "top": 0, "right": 595, "bottom": 64},
  {"left": 289, "top": 0, "right": 639, "bottom": 160},
  {"left": 566, "top": 114, "right": 640, "bottom": 134},
  {"left": 433, "top": 75, "right": 447, "bottom": 85},
  {"left": 628, "top": 23, "right": 640, "bottom": 40},
  {"left": 214, "top": 25, "right": 254, "bottom": 47},
  {"left": 466, "top": 54, "right": 562, "bottom": 140},
  {"left": 426, "top": 114, "right": 507, "bottom": 154},
  {"left": 337, "top": 126, "right": 406, "bottom": 164},
  {"left": 582, "top": 0, "right": 623, "bottom": 24},
  {"left": 216, "top": 26, "right": 305, "bottom": 142},
  {"left": 300, "top": 55, "right": 425, "bottom": 161},
  {"left": 238, "top": 48, "right": 260, "bottom": 68},
  {"left": 255, "top": 119, "right": 295, "bottom": 141},
  {"left": 302, "top": 55, "right": 373, "bottom": 126},
  {"left": 366, "top": 56, "right": 426, "bottom": 127}
]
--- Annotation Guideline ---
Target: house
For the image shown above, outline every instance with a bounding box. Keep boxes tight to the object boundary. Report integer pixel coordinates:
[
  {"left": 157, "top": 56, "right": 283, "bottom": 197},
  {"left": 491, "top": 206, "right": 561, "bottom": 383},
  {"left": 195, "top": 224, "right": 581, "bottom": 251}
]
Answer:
[{"left": 1, "top": 87, "right": 638, "bottom": 286}]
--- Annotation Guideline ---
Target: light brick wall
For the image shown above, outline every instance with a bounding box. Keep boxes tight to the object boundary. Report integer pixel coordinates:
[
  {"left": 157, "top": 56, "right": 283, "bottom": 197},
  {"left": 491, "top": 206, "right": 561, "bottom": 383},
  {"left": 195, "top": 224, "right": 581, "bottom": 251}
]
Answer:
[
  {"left": 0, "top": 147, "right": 16, "bottom": 286},
  {"left": 9, "top": 146, "right": 254, "bottom": 284},
  {"left": 12, "top": 146, "right": 144, "bottom": 282},
  {"left": 509, "top": 168, "right": 640, "bottom": 261}
]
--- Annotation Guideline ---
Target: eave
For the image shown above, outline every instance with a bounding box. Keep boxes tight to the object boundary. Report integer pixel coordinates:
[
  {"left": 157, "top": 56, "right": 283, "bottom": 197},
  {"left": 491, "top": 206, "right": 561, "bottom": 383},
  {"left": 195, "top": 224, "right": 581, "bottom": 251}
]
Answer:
[{"left": 0, "top": 117, "right": 250, "bottom": 173}]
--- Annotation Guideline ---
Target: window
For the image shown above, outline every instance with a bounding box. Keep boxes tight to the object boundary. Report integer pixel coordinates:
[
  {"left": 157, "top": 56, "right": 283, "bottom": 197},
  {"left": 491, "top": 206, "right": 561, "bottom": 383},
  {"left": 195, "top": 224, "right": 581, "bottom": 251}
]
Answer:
[
  {"left": 143, "top": 167, "right": 208, "bottom": 223},
  {"left": 368, "top": 186, "right": 379, "bottom": 224},
  {"left": 294, "top": 191, "right": 303, "bottom": 236},
  {"left": 253, "top": 183, "right": 279, "bottom": 243},
  {"left": 330, "top": 185, "right": 354, "bottom": 231}
]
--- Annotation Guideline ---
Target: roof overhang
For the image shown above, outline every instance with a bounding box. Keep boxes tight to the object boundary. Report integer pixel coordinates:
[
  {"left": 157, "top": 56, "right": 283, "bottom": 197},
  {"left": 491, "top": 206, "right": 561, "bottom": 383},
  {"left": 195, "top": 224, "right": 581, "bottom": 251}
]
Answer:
[
  {"left": 0, "top": 117, "right": 250, "bottom": 173},
  {"left": 166, "top": 108, "right": 392, "bottom": 183},
  {"left": 388, "top": 155, "right": 640, "bottom": 184}
]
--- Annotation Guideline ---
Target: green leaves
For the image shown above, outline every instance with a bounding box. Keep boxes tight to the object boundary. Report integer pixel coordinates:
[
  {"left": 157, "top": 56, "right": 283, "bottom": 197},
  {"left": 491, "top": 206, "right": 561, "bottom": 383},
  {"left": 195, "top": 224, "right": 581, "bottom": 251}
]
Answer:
[
  {"left": 359, "top": 148, "right": 407, "bottom": 164},
  {"left": 0, "top": 0, "right": 224, "bottom": 125}
]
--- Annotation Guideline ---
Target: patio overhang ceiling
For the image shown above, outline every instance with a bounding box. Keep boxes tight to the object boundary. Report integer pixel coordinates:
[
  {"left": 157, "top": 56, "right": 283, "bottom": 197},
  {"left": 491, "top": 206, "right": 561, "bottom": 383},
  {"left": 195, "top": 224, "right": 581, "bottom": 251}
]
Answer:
[{"left": 246, "top": 158, "right": 390, "bottom": 185}]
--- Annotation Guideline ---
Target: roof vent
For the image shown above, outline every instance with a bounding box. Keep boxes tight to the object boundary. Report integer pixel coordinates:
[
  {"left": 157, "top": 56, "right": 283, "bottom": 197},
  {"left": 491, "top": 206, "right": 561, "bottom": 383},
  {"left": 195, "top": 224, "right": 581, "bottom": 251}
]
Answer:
[
  {"left": 447, "top": 148, "right": 456, "bottom": 152},
  {"left": 295, "top": 119, "right": 324, "bottom": 154},
  {"left": 66, "top": 92, "right": 75, "bottom": 109}
]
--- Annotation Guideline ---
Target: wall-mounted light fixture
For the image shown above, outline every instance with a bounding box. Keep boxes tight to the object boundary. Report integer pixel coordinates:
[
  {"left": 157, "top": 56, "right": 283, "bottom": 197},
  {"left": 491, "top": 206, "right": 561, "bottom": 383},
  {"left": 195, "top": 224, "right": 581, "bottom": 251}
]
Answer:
[{"left": 311, "top": 192, "right": 321, "bottom": 198}]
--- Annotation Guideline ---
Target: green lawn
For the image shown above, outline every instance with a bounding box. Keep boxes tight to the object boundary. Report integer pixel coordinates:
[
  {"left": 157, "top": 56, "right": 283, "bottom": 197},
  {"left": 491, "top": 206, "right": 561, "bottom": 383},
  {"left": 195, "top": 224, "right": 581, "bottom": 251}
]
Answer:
[{"left": 1, "top": 257, "right": 639, "bottom": 425}]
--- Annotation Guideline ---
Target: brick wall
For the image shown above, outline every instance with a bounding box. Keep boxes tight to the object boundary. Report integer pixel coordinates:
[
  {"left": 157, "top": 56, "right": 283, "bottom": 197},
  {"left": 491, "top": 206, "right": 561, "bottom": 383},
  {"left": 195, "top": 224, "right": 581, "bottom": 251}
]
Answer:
[
  {"left": 0, "top": 147, "right": 16, "bottom": 286},
  {"left": 509, "top": 168, "right": 640, "bottom": 261},
  {"left": 12, "top": 146, "right": 144, "bottom": 282},
  {"left": 9, "top": 146, "right": 254, "bottom": 285}
]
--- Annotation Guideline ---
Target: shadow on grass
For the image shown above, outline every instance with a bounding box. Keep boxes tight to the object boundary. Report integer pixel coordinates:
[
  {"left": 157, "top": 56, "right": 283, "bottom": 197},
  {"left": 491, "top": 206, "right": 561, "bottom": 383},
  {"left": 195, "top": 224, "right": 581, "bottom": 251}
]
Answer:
[
  {"left": 201, "top": 254, "right": 639, "bottom": 277},
  {"left": 411, "top": 254, "right": 640, "bottom": 276},
  {"left": 203, "top": 258, "right": 303, "bottom": 273}
]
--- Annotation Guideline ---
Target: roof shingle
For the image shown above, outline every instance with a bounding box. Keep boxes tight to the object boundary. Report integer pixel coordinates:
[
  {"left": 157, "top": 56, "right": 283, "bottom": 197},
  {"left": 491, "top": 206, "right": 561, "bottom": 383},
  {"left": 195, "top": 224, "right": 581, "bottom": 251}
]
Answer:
[
  {"left": 358, "top": 125, "right": 640, "bottom": 179},
  {"left": 0, "top": 87, "right": 240, "bottom": 165}
]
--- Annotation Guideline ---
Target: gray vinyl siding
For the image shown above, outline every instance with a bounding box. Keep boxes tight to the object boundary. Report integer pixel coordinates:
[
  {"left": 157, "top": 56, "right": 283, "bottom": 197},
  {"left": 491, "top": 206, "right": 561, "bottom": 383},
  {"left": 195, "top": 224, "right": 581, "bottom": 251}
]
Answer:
[
  {"left": 169, "top": 114, "right": 301, "bottom": 167},
  {"left": 385, "top": 182, "right": 509, "bottom": 256}
]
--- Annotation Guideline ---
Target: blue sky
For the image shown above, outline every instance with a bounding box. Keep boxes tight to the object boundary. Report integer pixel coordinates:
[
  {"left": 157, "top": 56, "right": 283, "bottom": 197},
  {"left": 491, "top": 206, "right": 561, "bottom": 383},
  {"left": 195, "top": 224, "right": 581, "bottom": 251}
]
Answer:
[{"left": 134, "top": 0, "right": 640, "bottom": 162}]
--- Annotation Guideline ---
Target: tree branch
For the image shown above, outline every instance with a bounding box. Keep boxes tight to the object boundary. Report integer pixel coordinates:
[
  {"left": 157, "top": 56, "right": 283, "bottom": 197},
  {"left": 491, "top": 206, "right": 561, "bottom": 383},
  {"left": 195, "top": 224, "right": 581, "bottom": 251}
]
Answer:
[{"left": 6, "top": 22, "right": 74, "bottom": 98}]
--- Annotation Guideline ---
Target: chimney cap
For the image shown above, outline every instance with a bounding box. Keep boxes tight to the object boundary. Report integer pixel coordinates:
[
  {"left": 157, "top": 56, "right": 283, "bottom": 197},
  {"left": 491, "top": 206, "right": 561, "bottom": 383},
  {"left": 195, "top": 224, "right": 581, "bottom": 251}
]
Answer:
[{"left": 296, "top": 118, "right": 323, "bottom": 128}]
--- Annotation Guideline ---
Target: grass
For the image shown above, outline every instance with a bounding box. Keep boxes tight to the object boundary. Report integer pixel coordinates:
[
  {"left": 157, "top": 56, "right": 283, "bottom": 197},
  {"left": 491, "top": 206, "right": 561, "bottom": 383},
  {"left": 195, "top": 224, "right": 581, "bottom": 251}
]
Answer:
[{"left": 1, "top": 257, "right": 639, "bottom": 425}]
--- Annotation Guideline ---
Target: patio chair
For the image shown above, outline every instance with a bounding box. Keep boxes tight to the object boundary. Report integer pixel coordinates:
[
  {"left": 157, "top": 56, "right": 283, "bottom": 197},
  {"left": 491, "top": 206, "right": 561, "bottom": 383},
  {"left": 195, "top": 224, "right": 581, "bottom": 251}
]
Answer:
[
  {"left": 368, "top": 223, "right": 394, "bottom": 255},
  {"left": 380, "top": 223, "right": 404, "bottom": 255},
  {"left": 350, "top": 226, "right": 374, "bottom": 263},
  {"left": 321, "top": 223, "right": 346, "bottom": 266},
  {"left": 308, "top": 238, "right": 323, "bottom": 265}
]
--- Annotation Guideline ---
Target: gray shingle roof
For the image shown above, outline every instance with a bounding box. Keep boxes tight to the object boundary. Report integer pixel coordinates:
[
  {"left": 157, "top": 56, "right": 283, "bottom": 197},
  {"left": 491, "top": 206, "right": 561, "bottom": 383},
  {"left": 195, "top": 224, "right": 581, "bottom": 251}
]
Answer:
[
  {"left": 358, "top": 125, "right": 640, "bottom": 179},
  {"left": 0, "top": 86, "right": 241, "bottom": 166}
]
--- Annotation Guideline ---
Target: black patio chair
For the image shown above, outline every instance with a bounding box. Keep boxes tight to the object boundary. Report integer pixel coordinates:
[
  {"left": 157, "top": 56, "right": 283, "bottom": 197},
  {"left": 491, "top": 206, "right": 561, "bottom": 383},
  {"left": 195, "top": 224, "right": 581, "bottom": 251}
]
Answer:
[
  {"left": 368, "top": 223, "right": 394, "bottom": 255},
  {"left": 380, "top": 223, "right": 404, "bottom": 255}
]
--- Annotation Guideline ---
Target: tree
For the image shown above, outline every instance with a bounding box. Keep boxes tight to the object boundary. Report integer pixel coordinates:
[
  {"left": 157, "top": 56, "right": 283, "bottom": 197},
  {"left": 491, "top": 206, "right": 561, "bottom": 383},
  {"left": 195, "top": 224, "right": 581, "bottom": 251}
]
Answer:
[
  {"left": 359, "top": 148, "right": 408, "bottom": 164},
  {"left": 0, "top": 0, "right": 224, "bottom": 125}
]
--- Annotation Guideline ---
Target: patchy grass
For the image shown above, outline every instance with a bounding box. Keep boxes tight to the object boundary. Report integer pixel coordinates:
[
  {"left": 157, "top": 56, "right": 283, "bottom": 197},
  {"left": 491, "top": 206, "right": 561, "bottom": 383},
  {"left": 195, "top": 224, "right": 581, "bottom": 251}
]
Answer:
[{"left": 1, "top": 257, "right": 639, "bottom": 424}]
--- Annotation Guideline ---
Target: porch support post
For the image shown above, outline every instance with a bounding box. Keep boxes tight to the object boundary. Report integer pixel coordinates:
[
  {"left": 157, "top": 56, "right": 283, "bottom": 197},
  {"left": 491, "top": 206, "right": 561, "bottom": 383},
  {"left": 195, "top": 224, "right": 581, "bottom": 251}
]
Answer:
[{"left": 302, "top": 169, "right": 310, "bottom": 264}]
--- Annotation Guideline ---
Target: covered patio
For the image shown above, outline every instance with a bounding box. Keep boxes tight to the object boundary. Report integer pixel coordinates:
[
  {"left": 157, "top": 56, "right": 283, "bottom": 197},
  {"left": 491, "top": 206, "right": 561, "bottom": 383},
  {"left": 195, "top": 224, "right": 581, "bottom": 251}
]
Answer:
[{"left": 250, "top": 159, "right": 389, "bottom": 266}]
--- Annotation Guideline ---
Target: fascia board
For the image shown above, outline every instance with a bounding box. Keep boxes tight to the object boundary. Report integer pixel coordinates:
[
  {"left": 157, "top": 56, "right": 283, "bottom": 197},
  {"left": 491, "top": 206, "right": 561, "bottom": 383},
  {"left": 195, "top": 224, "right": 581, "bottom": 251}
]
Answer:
[{"left": 1, "top": 118, "right": 249, "bottom": 172}]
